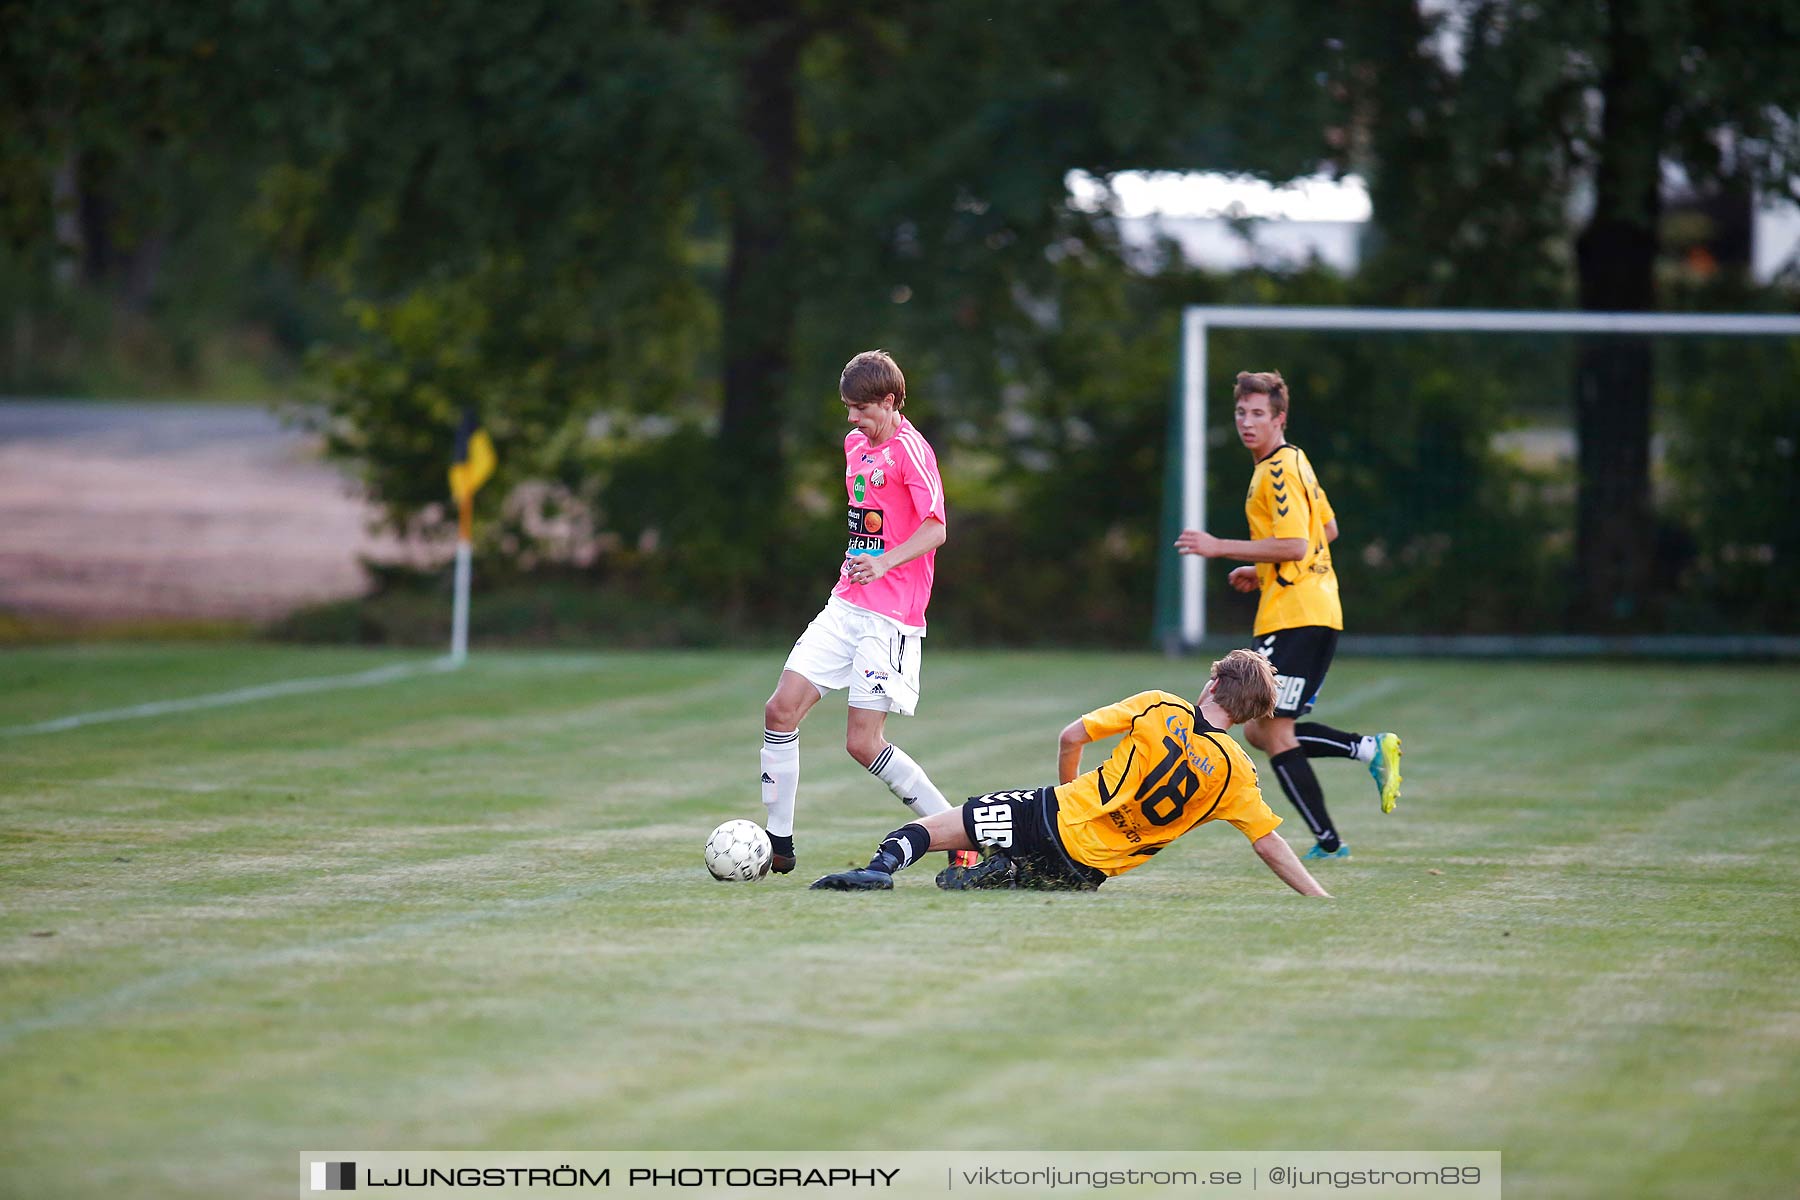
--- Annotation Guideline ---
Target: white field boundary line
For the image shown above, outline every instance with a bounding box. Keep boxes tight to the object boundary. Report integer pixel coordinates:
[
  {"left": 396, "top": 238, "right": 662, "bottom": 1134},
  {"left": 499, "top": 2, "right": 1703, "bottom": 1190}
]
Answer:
[{"left": 1, "top": 658, "right": 461, "bottom": 737}]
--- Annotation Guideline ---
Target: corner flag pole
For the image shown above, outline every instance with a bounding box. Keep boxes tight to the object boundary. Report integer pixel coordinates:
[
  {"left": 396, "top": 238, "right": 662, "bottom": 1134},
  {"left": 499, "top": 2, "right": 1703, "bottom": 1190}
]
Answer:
[
  {"left": 451, "top": 499, "right": 474, "bottom": 665},
  {"left": 447, "top": 410, "right": 496, "bottom": 665}
]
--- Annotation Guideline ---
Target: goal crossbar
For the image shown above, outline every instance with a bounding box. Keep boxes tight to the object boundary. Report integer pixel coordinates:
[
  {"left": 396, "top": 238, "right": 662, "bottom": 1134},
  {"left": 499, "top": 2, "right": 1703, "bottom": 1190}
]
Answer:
[{"left": 1178, "top": 305, "right": 1800, "bottom": 648}]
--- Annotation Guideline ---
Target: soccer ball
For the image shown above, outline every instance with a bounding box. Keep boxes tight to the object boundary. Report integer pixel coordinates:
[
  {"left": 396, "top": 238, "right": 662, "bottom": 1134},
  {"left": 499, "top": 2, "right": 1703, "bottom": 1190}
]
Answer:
[{"left": 704, "top": 819, "right": 773, "bottom": 882}]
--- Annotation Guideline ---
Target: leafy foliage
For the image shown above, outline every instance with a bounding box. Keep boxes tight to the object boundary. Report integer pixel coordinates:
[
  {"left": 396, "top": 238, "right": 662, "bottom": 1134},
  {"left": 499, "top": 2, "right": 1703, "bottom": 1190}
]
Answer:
[{"left": 5, "top": 0, "right": 1799, "bottom": 642}]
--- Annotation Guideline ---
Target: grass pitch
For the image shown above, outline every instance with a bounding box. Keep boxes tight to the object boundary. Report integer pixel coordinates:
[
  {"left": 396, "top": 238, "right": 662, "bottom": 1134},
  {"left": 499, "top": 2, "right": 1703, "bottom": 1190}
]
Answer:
[{"left": 3, "top": 644, "right": 1798, "bottom": 1198}]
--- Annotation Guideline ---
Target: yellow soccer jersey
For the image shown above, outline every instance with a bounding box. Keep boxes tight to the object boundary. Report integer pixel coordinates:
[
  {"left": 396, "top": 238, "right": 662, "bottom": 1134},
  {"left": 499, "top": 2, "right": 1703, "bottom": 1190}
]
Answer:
[
  {"left": 1053, "top": 690, "right": 1281, "bottom": 876},
  {"left": 1246, "top": 443, "right": 1341, "bottom": 634}
]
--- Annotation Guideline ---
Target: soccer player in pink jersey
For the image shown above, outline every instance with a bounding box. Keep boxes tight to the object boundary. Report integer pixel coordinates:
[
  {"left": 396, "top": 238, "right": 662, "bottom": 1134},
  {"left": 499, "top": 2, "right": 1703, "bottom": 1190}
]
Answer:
[{"left": 758, "top": 350, "right": 976, "bottom": 876}]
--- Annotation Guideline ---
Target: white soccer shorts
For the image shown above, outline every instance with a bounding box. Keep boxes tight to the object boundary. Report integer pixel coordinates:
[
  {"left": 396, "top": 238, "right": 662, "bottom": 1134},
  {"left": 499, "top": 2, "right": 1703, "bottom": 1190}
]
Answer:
[{"left": 783, "top": 597, "right": 925, "bottom": 715}]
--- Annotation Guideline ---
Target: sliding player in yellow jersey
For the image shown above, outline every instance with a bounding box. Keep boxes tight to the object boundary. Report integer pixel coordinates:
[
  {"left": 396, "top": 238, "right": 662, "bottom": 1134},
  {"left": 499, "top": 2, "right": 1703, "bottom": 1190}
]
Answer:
[
  {"left": 811, "top": 650, "right": 1330, "bottom": 896},
  {"left": 1175, "top": 370, "right": 1402, "bottom": 862}
]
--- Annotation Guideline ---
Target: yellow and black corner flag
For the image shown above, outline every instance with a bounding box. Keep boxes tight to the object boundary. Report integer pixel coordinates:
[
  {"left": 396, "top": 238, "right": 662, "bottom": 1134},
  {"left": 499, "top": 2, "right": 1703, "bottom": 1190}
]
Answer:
[{"left": 448, "top": 409, "right": 496, "bottom": 539}]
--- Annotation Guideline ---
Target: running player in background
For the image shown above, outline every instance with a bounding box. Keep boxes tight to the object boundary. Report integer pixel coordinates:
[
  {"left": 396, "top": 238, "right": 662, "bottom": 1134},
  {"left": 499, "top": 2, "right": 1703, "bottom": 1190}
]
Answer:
[
  {"left": 758, "top": 350, "right": 977, "bottom": 876},
  {"left": 1175, "top": 370, "right": 1402, "bottom": 862},
  {"left": 810, "top": 649, "right": 1329, "bottom": 896}
]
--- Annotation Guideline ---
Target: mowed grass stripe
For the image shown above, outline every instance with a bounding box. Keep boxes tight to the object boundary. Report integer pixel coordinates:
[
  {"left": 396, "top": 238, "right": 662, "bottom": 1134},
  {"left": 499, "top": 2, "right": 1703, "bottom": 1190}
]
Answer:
[{"left": 1, "top": 646, "right": 1797, "bottom": 1200}]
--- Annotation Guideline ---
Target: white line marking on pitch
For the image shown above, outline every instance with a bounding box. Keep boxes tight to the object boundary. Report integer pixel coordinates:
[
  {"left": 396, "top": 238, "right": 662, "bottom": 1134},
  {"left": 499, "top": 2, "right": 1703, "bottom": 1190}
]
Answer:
[{"left": 1, "top": 658, "right": 461, "bottom": 737}]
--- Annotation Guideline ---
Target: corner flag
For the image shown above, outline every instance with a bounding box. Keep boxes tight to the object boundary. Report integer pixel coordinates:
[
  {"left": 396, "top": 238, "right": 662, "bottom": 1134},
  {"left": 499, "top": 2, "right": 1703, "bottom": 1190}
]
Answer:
[
  {"left": 447, "top": 409, "right": 495, "bottom": 665},
  {"left": 449, "top": 410, "right": 496, "bottom": 528}
]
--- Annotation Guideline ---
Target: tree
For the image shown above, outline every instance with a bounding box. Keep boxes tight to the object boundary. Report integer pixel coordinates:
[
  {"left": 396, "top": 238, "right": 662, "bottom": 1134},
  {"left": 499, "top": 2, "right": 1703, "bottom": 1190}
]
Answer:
[
  {"left": 1, "top": 0, "right": 1364, "bottom": 634},
  {"left": 238, "top": 0, "right": 726, "bottom": 550},
  {"left": 713, "top": 0, "right": 803, "bottom": 526},
  {"left": 1336, "top": 0, "right": 1800, "bottom": 629},
  {"left": 251, "top": 0, "right": 1339, "bottom": 603},
  {"left": 696, "top": 0, "right": 1340, "bottom": 568},
  {"left": 0, "top": 0, "right": 272, "bottom": 390}
]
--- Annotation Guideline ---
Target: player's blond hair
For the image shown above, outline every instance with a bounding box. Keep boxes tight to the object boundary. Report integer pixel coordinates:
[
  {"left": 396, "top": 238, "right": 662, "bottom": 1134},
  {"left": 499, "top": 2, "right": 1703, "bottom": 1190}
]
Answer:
[
  {"left": 1208, "top": 649, "right": 1278, "bottom": 724},
  {"left": 1234, "top": 370, "right": 1289, "bottom": 419},
  {"left": 841, "top": 350, "right": 907, "bottom": 408}
]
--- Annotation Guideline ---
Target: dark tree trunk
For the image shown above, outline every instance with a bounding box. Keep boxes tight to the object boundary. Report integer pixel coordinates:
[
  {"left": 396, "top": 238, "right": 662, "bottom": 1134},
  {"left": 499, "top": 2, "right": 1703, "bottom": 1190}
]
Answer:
[
  {"left": 67, "top": 150, "right": 167, "bottom": 312},
  {"left": 1572, "top": 0, "right": 1665, "bottom": 629},
  {"left": 717, "top": 7, "right": 802, "bottom": 519}
]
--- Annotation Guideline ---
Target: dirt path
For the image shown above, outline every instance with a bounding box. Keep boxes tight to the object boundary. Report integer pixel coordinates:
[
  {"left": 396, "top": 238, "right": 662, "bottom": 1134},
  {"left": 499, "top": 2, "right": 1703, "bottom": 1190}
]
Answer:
[{"left": 0, "top": 400, "right": 412, "bottom": 622}]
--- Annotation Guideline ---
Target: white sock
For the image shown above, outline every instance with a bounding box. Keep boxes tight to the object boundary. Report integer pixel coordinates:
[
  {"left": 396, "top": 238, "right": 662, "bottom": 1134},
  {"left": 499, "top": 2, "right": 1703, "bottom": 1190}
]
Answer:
[
  {"left": 761, "top": 729, "right": 799, "bottom": 836},
  {"left": 1353, "top": 735, "right": 1377, "bottom": 763},
  {"left": 867, "top": 743, "right": 950, "bottom": 818}
]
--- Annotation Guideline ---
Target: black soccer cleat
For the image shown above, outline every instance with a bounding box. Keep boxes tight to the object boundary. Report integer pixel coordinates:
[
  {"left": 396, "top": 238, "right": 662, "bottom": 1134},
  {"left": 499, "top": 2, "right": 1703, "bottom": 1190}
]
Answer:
[
  {"left": 935, "top": 854, "right": 1019, "bottom": 891},
  {"left": 769, "top": 853, "right": 798, "bottom": 875},
  {"left": 809, "top": 868, "right": 894, "bottom": 891}
]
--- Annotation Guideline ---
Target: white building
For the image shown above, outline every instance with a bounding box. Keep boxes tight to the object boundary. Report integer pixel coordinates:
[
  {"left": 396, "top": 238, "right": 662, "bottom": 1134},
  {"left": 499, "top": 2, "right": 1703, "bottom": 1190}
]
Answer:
[{"left": 1070, "top": 170, "right": 1800, "bottom": 283}]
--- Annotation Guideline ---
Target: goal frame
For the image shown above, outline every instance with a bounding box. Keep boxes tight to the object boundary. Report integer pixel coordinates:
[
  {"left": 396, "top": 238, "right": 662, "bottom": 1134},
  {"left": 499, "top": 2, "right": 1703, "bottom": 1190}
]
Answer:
[{"left": 1176, "top": 305, "right": 1800, "bottom": 650}]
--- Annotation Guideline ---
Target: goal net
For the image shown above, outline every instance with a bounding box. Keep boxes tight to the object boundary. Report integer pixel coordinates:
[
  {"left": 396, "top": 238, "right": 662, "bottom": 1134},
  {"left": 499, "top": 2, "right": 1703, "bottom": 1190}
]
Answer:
[{"left": 1153, "top": 306, "right": 1800, "bottom": 655}]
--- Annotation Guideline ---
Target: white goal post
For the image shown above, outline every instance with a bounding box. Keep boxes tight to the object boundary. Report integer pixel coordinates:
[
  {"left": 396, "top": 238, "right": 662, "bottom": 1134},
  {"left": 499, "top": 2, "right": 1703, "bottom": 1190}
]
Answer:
[{"left": 1178, "top": 305, "right": 1800, "bottom": 648}]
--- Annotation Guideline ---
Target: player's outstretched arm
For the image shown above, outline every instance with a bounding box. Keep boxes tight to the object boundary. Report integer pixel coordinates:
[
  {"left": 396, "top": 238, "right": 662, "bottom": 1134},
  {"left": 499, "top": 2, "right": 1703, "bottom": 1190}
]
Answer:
[
  {"left": 1252, "top": 832, "right": 1332, "bottom": 897},
  {"left": 1175, "top": 529, "right": 1307, "bottom": 563},
  {"left": 1057, "top": 719, "right": 1092, "bottom": 784}
]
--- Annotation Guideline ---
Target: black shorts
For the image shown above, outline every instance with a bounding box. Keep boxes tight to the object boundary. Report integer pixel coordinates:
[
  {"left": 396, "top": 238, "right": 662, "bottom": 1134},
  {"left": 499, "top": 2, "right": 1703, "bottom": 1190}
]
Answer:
[
  {"left": 1254, "top": 625, "right": 1339, "bottom": 718},
  {"left": 959, "top": 787, "right": 1106, "bottom": 891}
]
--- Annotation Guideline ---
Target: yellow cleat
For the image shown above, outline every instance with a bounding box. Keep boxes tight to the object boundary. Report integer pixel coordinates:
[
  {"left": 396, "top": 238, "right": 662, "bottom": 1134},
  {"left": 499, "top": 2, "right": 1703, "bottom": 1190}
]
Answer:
[{"left": 1369, "top": 732, "right": 1402, "bottom": 813}]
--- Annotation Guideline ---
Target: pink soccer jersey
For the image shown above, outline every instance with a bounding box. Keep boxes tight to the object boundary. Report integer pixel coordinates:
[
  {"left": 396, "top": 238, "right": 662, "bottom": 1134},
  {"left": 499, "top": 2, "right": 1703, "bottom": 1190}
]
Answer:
[{"left": 832, "top": 415, "right": 946, "bottom": 631}]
